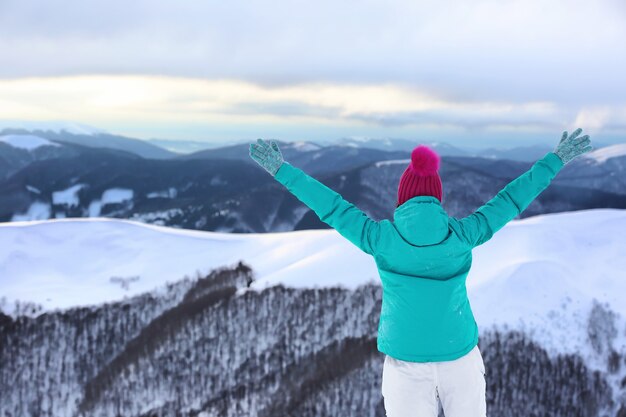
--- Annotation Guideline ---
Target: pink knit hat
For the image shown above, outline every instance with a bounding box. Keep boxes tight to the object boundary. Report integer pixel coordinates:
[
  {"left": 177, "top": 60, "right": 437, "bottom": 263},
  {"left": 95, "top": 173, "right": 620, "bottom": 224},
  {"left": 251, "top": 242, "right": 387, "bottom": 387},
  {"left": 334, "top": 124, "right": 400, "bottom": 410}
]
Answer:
[{"left": 396, "top": 145, "right": 443, "bottom": 207}]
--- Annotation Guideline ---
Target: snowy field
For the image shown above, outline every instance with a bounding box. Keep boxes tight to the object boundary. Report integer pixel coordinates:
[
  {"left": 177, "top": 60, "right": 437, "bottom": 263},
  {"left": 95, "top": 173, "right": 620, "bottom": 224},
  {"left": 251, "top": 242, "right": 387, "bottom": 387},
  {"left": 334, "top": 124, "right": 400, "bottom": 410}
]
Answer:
[{"left": 1, "top": 209, "right": 625, "bottom": 363}]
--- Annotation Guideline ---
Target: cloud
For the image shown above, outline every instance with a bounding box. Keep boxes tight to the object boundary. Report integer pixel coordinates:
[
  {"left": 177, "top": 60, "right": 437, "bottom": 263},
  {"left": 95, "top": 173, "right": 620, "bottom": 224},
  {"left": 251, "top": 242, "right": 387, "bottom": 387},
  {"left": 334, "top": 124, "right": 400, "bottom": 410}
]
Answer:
[
  {"left": 221, "top": 101, "right": 342, "bottom": 119},
  {"left": 0, "top": 0, "right": 624, "bottom": 143},
  {"left": 348, "top": 107, "right": 562, "bottom": 131},
  {"left": 2, "top": 75, "right": 623, "bottom": 139},
  {"left": 574, "top": 106, "right": 626, "bottom": 132},
  {"left": 0, "top": 0, "right": 624, "bottom": 107}
]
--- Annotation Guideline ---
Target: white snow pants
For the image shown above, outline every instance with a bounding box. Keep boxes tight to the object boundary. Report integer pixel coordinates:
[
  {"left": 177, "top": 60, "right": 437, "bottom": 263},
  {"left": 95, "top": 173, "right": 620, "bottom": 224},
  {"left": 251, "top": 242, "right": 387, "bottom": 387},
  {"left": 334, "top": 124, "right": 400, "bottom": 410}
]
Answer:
[{"left": 381, "top": 345, "right": 487, "bottom": 417}]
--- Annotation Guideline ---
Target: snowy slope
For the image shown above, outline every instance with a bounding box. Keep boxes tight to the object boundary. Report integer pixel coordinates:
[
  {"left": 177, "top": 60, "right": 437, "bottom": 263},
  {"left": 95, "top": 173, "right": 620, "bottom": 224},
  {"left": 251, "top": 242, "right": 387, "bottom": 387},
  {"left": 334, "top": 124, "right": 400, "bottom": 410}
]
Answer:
[
  {"left": 0, "top": 134, "right": 61, "bottom": 150},
  {"left": 582, "top": 143, "right": 626, "bottom": 163},
  {"left": 1, "top": 209, "right": 625, "bottom": 360},
  {"left": 469, "top": 210, "right": 626, "bottom": 368},
  {"left": 0, "top": 217, "right": 377, "bottom": 313}
]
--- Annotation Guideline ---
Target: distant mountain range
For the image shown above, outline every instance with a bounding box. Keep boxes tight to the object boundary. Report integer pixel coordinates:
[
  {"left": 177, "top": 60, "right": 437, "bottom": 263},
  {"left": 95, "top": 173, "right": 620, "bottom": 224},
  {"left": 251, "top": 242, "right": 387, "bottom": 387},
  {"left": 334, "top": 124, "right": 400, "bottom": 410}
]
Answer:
[
  {"left": 0, "top": 121, "right": 614, "bottom": 160},
  {"left": 180, "top": 138, "right": 557, "bottom": 162},
  {"left": 323, "top": 136, "right": 551, "bottom": 160},
  {"left": 0, "top": 125, "right": 625, "bottom": 233}
]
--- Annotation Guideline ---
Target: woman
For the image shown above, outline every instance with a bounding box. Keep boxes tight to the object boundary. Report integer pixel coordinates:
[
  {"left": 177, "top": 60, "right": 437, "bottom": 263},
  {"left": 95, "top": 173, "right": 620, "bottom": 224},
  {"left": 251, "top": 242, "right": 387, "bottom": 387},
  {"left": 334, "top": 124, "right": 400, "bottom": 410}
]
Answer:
[{"left": 249, "top": 128, "right": 592, "bottom": 417}]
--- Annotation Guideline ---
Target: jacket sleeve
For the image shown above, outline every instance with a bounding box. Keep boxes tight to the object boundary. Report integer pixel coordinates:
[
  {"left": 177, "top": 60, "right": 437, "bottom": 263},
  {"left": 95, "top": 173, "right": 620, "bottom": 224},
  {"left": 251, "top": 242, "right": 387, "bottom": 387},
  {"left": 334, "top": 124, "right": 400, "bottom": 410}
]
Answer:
[
  {"left": 458, "top": 151, "right": 565, "bottom": 248},
  {"left": 273, "top": 161, "right": 381, "bottom": 255}
]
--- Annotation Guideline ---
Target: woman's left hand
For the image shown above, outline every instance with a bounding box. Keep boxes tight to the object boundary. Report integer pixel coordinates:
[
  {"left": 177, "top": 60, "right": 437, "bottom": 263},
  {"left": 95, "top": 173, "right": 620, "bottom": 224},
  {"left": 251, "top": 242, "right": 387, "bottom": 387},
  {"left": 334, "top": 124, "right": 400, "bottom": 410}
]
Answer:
[{"left": 249, "top": 139, "right": 284, "bottom": 176}]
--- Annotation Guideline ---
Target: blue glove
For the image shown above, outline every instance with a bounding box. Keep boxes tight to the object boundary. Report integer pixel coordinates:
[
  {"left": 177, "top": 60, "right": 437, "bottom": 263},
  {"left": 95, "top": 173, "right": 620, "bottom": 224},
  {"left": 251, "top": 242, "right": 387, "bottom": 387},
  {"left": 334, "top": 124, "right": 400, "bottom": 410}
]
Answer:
[
  {"left": 553, "top": 128, "right": 593, "bottom": 164},
  {"left": 249, "top": 138, "right": 284, "bottom": 176}
]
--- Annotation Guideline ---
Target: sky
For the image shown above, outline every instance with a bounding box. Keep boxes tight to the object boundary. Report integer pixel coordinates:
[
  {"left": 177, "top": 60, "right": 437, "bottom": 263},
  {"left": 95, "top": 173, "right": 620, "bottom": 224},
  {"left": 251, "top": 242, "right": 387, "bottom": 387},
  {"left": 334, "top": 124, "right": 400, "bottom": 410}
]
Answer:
[{"left": 0, "top": 0, "right": 625, "bottom": 147}]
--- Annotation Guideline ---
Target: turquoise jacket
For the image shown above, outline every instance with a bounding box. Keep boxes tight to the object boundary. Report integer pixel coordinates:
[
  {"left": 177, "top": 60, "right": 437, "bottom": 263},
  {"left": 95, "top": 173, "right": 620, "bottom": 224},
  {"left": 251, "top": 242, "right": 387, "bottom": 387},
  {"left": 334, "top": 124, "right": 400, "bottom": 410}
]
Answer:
[{"left": 273, "top": 151, "right": 565, "bottom": 362}]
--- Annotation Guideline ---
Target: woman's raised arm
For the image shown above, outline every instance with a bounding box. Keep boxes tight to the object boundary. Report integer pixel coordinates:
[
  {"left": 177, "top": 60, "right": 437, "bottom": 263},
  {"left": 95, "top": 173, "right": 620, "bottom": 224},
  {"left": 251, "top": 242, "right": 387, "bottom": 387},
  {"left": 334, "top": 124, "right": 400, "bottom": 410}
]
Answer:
[
  {"left": 249, "top": 139, "right": 381, "bottom": 255},
  {"left": 458, "top": 128, "right": 592, "bottom": 248}
]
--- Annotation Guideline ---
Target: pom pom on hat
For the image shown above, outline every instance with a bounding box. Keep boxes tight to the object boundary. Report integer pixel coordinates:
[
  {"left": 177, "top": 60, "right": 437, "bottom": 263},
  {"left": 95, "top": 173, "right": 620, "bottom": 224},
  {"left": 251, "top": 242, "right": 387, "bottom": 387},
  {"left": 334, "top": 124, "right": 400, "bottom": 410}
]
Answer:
[
  {"left": 410, "top": 145, "right": 440, "bottom": 176},
  {"left": 396, "top": 144, "right": 443, "bottom": 206}
]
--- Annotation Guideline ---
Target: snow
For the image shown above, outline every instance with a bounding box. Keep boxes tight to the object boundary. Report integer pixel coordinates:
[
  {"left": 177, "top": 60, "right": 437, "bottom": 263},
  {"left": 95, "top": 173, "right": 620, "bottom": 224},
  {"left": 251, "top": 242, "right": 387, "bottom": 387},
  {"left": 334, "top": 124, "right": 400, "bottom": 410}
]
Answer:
[
  {"left": 101, "top": 188, "right": 134, "bottom": 205},
  {"left": 582, "top": 143, "right": 626, "bottom": 163},
  {"left": 0, "top": 209, "right": 625, "bottom": 362},
  {"left": 467, "top": 209, "right": 626, "bottom": 365},
  {"left": 345, "top": 136, "right": 370, "bottom": 142},
  {"left": 86, "top": 188, "right": 134, "bottom": 217},
  {"left": 52, "top": 184, "right": 84, "bottom": 207},
  {"left": 130, "top": 209, "right": 184, "bottom": 225},
  {"left": 88, "top": 201, "right": 102, "bottom": 217},
  {"left": 374, "top": 158, "right": 410, "bottom": 168},
  {"left": 0, "top": 134, "right": 60, "bottom": 151},
  {"left": 291, "top": 141, "right": 322, "bottom": 152},
  {"left": 0, "top": 216, "right": 376, "bottom": 313},
  {"left": 26, "top": 185, "right": 41, "bottom": 194},
  {"left": 147, "top": 188, "right": 177, "bottom": 199},
  {"left": 210, "top": 176, "right": 227, "bottom": 186},
  {"left": 10, "top": 201, "right": 52, "bottom": 221}
]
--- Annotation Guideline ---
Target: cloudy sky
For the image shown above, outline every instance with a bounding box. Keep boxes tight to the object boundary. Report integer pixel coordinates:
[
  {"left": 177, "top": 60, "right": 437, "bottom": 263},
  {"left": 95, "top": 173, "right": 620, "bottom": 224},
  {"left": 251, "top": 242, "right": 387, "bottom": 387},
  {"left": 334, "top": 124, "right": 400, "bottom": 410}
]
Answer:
[{"left": 0, "top": 0, "right": 624, "bottom": 147}]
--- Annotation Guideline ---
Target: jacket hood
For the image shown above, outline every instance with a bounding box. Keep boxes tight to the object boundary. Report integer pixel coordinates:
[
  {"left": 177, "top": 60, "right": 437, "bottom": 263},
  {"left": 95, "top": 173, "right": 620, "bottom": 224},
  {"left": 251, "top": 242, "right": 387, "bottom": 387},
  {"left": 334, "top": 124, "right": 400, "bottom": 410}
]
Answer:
[{"left": 392, "top": 196, "right": 450, "bottom": 246}]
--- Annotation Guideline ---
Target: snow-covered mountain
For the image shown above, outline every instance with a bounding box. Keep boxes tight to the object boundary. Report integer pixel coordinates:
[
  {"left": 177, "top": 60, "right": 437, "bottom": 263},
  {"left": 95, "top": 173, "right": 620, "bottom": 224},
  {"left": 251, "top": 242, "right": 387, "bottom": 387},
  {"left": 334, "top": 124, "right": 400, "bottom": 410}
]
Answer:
[
  {"left": 1, "top": 210, "right": 625, "bottom": 416},
  {"left": 0, "top": 128, "right": 174, "bottom": 160},
  {"left": 0, "top": 133, "right": 79, "bottom": 179},
  {"left": 554, "top": 143, "right": 626, "bottom": 196},
  {"left": 0, "top": 120, "right": 107, "bottom": 136},
  {"left": 2, "top": 209, "right": 624, "bottom": 350},
  {"left": 582, "top": 143, "right": 626, "bottom": 163},
  {"left": 0, "top": 134, "right": 61, "bottom": 151},
  {"left": 147, "top": 138, "right": 235, "bottom": 154}
]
